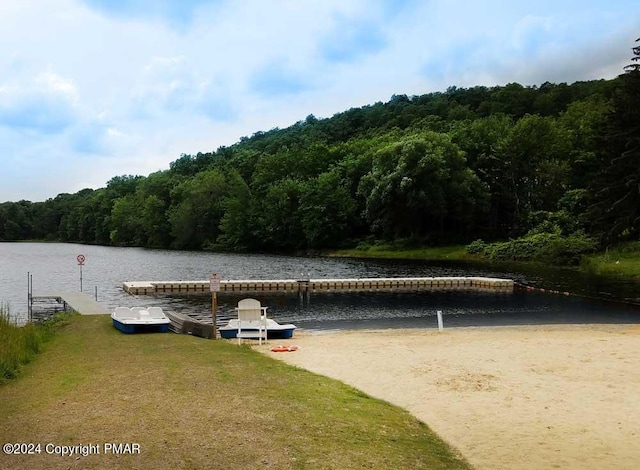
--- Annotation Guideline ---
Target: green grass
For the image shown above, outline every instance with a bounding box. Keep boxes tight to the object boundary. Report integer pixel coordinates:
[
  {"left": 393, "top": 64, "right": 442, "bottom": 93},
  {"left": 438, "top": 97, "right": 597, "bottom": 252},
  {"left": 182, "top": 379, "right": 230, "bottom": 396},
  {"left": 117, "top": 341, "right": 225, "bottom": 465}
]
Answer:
[
  {"left": 331, "top": 244, "right": 471, "bottom": 261},
  {"left": 581, "top": 243, "right": 640, "bottom": 279},
  {"left": 334, "top": 242, "right": 640, "bottom": 280},
  {"left": 0, "top": 315, "right": 470, "bottom": 470},
  {"left": 0, "top": 305, "right": 70, "bottom": 384}
]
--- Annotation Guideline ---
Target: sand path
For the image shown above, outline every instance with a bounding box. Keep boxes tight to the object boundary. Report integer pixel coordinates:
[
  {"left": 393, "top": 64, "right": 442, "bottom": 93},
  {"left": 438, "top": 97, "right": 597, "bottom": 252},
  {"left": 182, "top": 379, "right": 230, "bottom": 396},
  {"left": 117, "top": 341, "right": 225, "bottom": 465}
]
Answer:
[{"left": 257, "top": 325, "right": 640, "bottom": 469}]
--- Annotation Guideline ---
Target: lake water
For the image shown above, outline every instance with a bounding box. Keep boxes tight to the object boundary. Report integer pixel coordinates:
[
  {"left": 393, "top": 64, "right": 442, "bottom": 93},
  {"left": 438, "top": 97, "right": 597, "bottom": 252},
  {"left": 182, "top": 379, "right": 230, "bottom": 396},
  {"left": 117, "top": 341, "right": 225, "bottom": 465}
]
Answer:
[{"left": 1, "top": 242, "right": 639, "bottom": 329}]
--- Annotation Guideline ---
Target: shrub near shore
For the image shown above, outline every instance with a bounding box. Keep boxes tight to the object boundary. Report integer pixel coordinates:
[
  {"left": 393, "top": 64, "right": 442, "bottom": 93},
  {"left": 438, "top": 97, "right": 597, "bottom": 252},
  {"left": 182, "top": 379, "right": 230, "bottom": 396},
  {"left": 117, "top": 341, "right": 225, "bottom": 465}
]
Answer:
[
  {"left": 333, "top": 233, "right": 598, "bottom": 266},
  {"left": 466, "top": 232, "right": 596, "bottom": 265}
]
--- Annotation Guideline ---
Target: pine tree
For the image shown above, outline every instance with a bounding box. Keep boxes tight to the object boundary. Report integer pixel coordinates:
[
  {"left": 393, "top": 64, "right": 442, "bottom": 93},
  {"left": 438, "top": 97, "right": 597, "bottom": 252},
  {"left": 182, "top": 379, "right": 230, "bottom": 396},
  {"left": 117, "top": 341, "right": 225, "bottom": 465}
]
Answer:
[{"left": 589, "top": 39, "right": 640, "bottom": 243}]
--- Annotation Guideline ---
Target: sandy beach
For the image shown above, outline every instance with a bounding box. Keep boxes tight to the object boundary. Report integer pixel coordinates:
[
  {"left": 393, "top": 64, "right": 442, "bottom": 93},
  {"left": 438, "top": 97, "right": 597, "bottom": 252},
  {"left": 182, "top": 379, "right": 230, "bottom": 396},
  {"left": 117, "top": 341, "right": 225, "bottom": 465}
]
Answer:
[{"left": 257, "top": 324, "right": 640, "bottom": 470}]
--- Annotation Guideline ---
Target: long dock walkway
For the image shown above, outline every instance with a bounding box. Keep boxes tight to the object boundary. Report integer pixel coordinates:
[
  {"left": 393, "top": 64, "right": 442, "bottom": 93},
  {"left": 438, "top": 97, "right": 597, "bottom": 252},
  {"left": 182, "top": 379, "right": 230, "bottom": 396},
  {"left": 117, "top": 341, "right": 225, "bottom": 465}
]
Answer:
[
  {"left": 123, "top": 276, "right": 514, "bottom": 295},
  {"left": 31, "top": 292, "right": 110, "bottom": 315}
]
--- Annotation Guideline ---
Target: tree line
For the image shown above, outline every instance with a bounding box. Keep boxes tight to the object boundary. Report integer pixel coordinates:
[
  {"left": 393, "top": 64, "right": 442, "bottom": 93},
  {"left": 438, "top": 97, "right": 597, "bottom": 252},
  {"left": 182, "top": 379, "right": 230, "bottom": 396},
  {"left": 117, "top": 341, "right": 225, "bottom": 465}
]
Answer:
[{"left": 1, "top": 42, "right": 638, "bottom": 263}]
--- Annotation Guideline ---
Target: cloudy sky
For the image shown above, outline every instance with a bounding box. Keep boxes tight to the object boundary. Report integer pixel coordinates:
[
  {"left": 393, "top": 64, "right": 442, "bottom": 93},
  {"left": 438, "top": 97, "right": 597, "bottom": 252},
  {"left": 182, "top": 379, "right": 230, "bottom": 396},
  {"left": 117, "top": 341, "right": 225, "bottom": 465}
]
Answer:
[{"left": 1, "top": 0, "right": 638, "bottom": 203}]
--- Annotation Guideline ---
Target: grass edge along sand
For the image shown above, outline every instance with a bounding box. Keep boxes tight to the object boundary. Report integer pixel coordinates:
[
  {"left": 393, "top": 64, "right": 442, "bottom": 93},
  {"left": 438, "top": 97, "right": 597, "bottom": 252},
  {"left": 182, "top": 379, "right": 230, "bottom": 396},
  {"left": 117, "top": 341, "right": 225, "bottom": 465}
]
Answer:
[{"left": 0, "top": 315, "right": 471, "bottom": 470}]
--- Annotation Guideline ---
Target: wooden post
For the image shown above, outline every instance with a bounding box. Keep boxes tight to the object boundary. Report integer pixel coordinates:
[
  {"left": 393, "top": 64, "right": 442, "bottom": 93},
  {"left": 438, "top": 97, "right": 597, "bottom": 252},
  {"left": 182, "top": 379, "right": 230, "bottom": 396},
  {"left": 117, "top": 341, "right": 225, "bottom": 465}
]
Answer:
[
  {"left": 212, "top": 291, "right": 218, "bottom": 339},
  {"left": 210, "top": 273, "right": 220, "bottom": 339},
  {"left": 27, "top": 272, "right": 31, "bottom": 322}
]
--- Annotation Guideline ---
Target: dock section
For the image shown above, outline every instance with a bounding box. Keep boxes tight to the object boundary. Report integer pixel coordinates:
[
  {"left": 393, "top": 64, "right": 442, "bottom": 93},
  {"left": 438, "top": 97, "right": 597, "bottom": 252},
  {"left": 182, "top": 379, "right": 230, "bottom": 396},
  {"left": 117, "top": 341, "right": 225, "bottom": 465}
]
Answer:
[
  {"left": 31, "top": 292, "right": 110, "bottom": 315},
  {"left": 123, "top": 277, "right": 514, "bottom": 295}
]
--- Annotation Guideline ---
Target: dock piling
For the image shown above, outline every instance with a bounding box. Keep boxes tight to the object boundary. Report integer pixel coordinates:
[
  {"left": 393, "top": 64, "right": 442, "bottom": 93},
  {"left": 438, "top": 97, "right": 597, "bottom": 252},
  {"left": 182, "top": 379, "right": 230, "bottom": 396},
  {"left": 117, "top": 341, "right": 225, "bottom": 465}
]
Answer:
[{"left": 437, "top": 310, "right": 444, "bottom": 332}]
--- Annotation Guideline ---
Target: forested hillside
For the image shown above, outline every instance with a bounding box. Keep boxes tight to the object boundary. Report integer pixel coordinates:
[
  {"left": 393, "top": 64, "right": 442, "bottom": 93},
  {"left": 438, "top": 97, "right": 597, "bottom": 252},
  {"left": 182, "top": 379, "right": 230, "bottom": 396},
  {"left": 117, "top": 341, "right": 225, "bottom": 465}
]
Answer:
[{"left": 1, "top": 45, "right": 638, "bottom": 263}]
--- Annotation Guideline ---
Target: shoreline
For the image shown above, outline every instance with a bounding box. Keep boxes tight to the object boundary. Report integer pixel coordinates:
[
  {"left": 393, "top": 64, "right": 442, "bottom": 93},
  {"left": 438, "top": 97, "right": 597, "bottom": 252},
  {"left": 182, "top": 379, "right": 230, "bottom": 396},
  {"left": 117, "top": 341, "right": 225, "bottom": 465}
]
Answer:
[
  {"left": 258, "top": 323, "right": 640, "bottom": 469},
  {"left": 328, "top": 245, "right": 640, "bottom": 281}
]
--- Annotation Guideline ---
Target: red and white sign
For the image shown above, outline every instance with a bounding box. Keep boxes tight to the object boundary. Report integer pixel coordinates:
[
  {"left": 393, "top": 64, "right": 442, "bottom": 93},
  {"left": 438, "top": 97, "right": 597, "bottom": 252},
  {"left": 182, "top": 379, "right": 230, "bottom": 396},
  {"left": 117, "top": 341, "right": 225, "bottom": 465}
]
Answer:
[
  {"left": 209, "top": 273, "right": 221, "bottom": 292},
  {"left": 77, "top": 254, "right": 86, "bottom": 266}
]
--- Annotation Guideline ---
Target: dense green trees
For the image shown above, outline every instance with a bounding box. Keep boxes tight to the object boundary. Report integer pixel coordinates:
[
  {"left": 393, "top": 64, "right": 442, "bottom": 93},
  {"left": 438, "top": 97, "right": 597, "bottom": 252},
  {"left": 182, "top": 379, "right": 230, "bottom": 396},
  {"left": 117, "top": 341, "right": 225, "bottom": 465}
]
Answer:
[
  {"left": 0, "top": 67, "right": 637, "bottom": 263},
  {"left": 359, "top": 134, "right": 487, "bottom": 240}
]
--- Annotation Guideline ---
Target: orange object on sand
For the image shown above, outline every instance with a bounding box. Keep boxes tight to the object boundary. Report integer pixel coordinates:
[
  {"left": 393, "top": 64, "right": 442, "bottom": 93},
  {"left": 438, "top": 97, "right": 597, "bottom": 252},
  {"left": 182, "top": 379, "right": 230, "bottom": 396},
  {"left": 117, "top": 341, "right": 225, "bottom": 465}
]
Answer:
[{"left": 270, "top": 345, "right": 299, "bottom": 352}]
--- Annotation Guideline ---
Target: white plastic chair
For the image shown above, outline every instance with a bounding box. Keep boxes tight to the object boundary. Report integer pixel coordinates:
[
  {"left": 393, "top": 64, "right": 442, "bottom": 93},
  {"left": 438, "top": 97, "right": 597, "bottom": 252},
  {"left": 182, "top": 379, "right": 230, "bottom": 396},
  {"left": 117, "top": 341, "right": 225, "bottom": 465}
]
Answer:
[
  {"left": 235, "top": 298, "right": 268, "bottom": 345},
  {"left": 130, "top": 306, "right": 147, "bottom": 320},
  {"left": 113, "top": 307, "right": 135, "bottom": 319},
  {"left": 147, "top": 307, "right": 167, "bottom": 320}
]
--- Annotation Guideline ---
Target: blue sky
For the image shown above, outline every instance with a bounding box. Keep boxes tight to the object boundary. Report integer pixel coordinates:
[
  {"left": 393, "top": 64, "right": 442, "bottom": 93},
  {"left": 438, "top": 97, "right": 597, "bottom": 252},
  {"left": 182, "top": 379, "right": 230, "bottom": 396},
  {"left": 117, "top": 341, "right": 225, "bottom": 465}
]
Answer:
[{"left": 0, "top": 0, "right": 638, "bottom": 202}]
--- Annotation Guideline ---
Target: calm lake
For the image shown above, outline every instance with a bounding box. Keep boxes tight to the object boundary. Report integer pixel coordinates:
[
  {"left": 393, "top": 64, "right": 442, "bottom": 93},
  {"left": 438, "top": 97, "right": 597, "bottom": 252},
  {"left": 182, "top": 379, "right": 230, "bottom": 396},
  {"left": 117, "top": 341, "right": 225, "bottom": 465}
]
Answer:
[{"left": 1, "top": 242, "right": 639, "bottom": 329}]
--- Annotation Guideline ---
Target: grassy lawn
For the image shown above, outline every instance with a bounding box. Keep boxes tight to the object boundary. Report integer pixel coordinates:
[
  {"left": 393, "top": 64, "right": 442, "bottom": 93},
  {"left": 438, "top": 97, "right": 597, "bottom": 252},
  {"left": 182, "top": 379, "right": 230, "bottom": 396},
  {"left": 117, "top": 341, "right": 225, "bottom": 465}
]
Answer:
[
  {"left": 331, "top": 245, "right": 472, "bottom": 261},
  {"left": 334, "top": 243, "right": 640, "bottom": 280},
  {"left": 581, "top": 244, "right": 640, "bottom": 279},
  {"left": 0, "top": 315, "right": 470, "bottom": 470}
]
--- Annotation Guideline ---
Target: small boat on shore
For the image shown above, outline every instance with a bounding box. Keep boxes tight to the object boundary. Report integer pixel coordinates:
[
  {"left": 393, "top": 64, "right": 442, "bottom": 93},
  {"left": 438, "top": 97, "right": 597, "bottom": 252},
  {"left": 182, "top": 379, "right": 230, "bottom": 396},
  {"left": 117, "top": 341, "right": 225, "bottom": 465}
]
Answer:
[
  {"left": 111, "top": 306, "right": 170, "bottom": 334},
  {"left": 219, "top": 318, "right": 297, "bottom": 339}
]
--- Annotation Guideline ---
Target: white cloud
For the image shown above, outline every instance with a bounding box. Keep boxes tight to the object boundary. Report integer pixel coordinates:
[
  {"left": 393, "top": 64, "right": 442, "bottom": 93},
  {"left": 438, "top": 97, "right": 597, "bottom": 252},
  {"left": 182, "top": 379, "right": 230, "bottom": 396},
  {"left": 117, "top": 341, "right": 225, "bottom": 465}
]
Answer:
[
  {"left": 36, "top": 71, "right": 80, "bottom": 103},
  {"left": 106, "top": 127, "right": 124, "bottom": 139},
  {"left": 0, "top": 71, "right": 80, "bottom": 134},
  {"left": 144, "top": 55, "right": 186, "bottom": 70}
]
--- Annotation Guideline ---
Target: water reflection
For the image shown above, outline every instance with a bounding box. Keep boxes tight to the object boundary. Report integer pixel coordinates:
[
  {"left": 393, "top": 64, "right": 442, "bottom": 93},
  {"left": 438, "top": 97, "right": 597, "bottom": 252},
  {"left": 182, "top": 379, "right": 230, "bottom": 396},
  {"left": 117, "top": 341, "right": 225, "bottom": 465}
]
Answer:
[{"left": 150, "top": 288, "right": 640, "bottom": 332}]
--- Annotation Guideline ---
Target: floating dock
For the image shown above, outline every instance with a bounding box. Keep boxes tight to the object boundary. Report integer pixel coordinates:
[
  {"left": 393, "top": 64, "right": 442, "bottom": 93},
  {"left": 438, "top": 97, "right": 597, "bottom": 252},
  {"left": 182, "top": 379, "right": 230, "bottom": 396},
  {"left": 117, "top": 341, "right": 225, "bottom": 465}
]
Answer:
[
  {"left": 30, "top": 291, "right": 110, "bottom": 315},
  {"left": 123, "top": 277, "right": 514, "bottom": 295}
]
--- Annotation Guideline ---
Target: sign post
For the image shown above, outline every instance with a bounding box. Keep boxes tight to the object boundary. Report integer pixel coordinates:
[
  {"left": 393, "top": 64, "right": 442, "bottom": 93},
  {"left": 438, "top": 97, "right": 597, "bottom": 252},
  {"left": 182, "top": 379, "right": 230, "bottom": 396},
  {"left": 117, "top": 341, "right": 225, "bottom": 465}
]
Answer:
[
  {"left": 209, "top": 273, "right": 221, "bottom": 339},
  {"left": 77, "top": 254, "right": 86, "bottom": 292}
]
